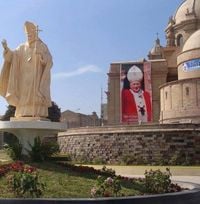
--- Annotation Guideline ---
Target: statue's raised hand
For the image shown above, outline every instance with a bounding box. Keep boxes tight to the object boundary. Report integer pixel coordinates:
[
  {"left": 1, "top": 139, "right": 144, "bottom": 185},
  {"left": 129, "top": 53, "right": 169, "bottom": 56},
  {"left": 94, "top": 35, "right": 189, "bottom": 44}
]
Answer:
[
  {"left": 1, "top": 39, "right": 12, "bottom": 60},
  {"left": 1, "top": 39, "right": 8, "bottom": 50}
]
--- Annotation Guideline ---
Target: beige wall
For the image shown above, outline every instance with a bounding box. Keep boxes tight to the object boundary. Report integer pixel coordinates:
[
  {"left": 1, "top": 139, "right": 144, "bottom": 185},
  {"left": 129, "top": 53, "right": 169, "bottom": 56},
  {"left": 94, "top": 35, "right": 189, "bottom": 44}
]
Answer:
[
  {"left": 150, "top": 60, "right": 168, "bottom": 122},
  {"left": 107, "top": 63, "right": 121, "bottom": 124},
  {"left": 160, "top": 78, "right": 200, "bottom": 123}
]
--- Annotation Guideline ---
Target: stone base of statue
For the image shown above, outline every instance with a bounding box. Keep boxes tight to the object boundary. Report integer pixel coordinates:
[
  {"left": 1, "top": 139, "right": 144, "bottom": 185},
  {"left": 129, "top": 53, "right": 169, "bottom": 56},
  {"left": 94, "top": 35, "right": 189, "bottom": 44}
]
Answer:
[
  {"left": 10, "top": 117, "right": 50, "bottom": 121},
  {"left": 0, "top": 120, "right": 67, "bottom": 155}
]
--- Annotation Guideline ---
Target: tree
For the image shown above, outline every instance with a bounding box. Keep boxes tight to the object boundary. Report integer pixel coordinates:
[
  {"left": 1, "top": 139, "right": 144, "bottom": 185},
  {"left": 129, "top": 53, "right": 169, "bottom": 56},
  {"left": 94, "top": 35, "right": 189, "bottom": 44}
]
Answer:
[
  {"left": 48, "top": 101, "right": 61, "bottom": 122},
  {"left": 1, "top": 102, "right": 61, "bottom": 122},
  {"left": 1, "top": 105, "right": 15, "bottom": 121}
]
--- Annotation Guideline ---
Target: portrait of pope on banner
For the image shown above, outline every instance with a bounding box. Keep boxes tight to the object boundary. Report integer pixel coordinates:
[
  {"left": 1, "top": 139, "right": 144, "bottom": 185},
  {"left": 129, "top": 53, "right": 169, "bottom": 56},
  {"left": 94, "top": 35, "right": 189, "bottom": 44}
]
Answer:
[{"left": 121, "top": 64, "right": 152, "bottom": 123}]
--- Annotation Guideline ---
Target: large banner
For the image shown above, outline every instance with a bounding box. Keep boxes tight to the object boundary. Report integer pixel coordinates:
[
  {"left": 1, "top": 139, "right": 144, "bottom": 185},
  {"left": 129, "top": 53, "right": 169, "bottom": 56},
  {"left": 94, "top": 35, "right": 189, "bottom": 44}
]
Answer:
[{"left": 120, "top": 62, "right": 152, "bottom": 124}]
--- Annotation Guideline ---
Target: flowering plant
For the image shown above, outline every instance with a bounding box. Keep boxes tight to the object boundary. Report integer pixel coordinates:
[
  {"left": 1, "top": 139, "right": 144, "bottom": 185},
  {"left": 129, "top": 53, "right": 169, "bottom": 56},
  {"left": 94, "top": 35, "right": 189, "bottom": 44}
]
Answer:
[
  {"left": 7, "top": 163, "right": 45, "bottom": 198},
  {"left": 144, "top": 168, "right": 172, "bottom": 193},
  {"left": 0, "top": 161, "right": 24, "bottom": 177},
  {"left": 91, "top": 176, "right": 121, "bottom": 197}
]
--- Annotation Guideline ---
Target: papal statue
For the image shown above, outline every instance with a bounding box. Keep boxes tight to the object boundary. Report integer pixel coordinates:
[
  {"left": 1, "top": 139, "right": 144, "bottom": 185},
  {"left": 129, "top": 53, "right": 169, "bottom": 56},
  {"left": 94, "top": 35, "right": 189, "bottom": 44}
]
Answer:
[{"left": 0, "top": 21, "right": 53, "bottom": 119}]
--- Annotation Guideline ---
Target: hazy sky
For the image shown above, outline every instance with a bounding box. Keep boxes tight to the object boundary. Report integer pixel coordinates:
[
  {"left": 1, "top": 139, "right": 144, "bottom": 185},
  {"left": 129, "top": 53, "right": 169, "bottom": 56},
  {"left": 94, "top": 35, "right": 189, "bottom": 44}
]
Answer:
[{"left": 0, "top": 0, "right": 182, "bottom": 116}]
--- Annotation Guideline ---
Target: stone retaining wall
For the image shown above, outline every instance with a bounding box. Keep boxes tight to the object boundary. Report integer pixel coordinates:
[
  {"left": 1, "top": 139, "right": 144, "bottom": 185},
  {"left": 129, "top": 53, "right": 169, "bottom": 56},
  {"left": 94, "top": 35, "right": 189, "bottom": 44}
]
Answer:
[{"left": 58, "top": 124, "right": 200, "bottom": 164}]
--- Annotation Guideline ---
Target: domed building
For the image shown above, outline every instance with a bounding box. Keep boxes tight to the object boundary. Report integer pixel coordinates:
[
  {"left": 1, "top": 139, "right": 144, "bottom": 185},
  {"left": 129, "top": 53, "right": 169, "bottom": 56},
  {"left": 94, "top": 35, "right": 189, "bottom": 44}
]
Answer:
[
  {"left": 58, "top": 0, "right": 200, "bottom": 164},
  {"left": 159, "top": 0, "right": 200, "bottom": 123},
  {"left": 107, "top": 0, "right": 200, "bottom": 125},
  {"left": 160, "top": 29, "right": 200, "bottom": 123}
]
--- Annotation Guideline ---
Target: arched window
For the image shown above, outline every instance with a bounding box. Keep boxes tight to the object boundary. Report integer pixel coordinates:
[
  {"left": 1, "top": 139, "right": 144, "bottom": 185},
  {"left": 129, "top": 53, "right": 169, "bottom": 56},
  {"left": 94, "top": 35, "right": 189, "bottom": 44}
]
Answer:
[{"left": 177, "top": 34, "right": 183, "bottom": 47}]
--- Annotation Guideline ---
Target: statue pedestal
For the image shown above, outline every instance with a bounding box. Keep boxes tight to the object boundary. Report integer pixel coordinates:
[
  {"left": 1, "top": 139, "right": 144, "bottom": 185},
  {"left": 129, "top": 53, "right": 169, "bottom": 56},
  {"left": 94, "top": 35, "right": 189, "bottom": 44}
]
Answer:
[{"left": 0, "top": 121, "right": 67, "bottom": 155}]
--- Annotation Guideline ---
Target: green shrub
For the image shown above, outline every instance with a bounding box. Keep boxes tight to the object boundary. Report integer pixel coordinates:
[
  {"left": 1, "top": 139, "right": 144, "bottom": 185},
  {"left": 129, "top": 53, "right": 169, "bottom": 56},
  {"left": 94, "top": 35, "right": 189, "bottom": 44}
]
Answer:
[
  {"left": 75, "top": 153, "right": 90, "bottom": 164},
  {"left": 144, "top": 168, "right": 172, "bottom": 194},
  {"left": 91, "top": 176, "right": 121, "bottom": 197},
  {"left": 169, "top": 151, "right": 191, "bottom": 166},
  {"left": 121, "top": 154, "right": 136, "bottom": 165},
  {"left": 4, "top": 141, "right": 22, "bottom": 160},
  {"left": 48, "top": 154, "right": 72, "bottom": 161},
  {"left": 42, "top": 140, "right": 59, "bottom": 157},
  {"left": 93, "top": 157, "right": 106, "bottom": 165},
  {"left": 155, "top": 156, "right": 170, "bottom": 166},
  {"left": 7, "top": 166, "right": 45, "bottom": 198},
  {"left": 100, "top": 166, "right": 116, "bottom": 177},
  {"left": 27, "top": 137, "right": 44, "bottom": 162},
  {"left": 28, "top": 137, "right": 59, "bottom": 162}
]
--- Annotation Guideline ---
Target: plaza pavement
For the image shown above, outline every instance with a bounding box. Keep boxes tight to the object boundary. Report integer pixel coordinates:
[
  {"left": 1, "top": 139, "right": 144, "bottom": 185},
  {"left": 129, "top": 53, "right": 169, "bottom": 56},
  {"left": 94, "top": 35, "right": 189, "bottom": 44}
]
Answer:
[{"left": 86, "top": 165, "right": 200, "bottom": 185}]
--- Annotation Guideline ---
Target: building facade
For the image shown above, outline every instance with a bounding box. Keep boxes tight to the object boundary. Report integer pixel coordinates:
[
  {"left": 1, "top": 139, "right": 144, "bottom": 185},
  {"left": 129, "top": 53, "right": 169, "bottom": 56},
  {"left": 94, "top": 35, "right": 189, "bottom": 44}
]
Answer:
[
  {"left": 61, "top": 110, "right": 100, "bottom": 128},
  {"left": 107, "top": 0, "right": 200, "bottom": 125}
]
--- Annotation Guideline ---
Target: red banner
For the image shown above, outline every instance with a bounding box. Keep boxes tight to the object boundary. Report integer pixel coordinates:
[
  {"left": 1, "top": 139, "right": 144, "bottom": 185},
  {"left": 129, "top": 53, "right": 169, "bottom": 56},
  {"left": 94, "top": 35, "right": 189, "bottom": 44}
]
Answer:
[{"left": 120, "top": 62, "right": 152, "bottom": 124}]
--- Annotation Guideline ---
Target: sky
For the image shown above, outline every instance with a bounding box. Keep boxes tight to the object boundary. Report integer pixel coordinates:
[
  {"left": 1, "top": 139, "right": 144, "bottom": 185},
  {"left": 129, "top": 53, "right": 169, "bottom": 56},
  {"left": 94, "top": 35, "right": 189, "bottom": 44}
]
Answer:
[{"left": 0, "top": 0, "right": 183, "bottom": 116}]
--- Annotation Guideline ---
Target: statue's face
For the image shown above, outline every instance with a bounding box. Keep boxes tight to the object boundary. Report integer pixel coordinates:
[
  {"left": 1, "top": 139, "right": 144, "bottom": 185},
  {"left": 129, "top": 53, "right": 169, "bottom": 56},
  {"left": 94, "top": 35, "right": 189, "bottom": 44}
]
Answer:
[
  {"left": 26, "top": 32, "right": 36, "bottom": 44},
  {"left": 130, "top": 81, "right": 141, "bottom": 93}
]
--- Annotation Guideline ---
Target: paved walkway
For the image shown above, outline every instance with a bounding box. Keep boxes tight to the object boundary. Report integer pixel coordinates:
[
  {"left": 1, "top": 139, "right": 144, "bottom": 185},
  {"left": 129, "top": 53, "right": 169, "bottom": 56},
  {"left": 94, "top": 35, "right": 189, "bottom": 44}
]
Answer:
[{"left": 86, "top": 165, "right": 200, "bottom": 185}]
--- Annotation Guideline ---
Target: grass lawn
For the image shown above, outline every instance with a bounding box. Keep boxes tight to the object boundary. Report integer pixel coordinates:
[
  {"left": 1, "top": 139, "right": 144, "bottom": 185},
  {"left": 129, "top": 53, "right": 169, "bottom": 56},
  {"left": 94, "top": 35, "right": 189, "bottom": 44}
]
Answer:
[
  {"left": 0, "top": 149, "right": 189, "bottom": 198},
  {"left": 0, "top": 161, "right": 144, "bottom": 198}
]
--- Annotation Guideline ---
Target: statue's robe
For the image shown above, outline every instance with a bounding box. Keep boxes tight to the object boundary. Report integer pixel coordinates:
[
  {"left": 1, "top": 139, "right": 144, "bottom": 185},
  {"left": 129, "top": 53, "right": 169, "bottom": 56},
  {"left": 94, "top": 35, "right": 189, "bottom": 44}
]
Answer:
[{"left": 0, "top": 40, "right": 53, "bottom": 118}]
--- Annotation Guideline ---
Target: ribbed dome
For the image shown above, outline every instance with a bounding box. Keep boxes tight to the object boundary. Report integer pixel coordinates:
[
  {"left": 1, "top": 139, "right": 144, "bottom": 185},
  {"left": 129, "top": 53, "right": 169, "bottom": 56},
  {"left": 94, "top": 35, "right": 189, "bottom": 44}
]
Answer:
[
  {"left": 174, "top": 0, "right": 200, "bottom": 25},
  {"left": 182, "top": 29, "right": 200, "bottom": 52}
]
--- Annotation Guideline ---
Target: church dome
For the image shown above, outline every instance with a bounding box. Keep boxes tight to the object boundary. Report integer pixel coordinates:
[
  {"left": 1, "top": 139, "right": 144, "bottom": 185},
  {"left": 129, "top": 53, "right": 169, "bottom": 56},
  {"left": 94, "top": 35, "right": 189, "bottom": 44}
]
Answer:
[
  {"left": 174, "top": 0, "right": 200, "bottom": 25},
  {"left": 182, "top": 29, "right": 200, "bottom": 52},
  {"left": 177, "top": 29, "right": 200, "bottom": 80}
]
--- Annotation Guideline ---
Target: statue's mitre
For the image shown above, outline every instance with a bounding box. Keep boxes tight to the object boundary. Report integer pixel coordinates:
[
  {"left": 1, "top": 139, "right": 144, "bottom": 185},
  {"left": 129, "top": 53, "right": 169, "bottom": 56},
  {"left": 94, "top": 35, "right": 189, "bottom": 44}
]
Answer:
[{"left": 24, "top": 21, "right": 36, "bottom": 33}]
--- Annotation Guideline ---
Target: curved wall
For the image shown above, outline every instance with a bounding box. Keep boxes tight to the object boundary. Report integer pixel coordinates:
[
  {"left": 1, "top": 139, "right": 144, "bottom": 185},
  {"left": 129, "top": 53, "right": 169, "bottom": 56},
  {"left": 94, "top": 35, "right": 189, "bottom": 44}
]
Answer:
[
  {"left": 58, "top": 124, "right": 200, "bottom": 164},
  {"left": 177, "top": 49, "right": 200, "bottom": 80},
  {"left": 0, "top": 186, "right": 200, "bottom": 204},
  {"left": 160, "top": 78, "right": 200, "bottom": 124}
]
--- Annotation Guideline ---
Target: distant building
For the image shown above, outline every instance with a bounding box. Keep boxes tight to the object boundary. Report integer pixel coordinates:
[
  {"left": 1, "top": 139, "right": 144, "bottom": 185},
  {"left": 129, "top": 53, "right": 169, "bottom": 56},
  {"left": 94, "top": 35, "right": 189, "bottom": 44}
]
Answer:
[
  {"left": 107, "top": 0, "right": 200, "bottom": 125},
  {"left": 61, "top": 110, "right": 100, "bottom": 128}
]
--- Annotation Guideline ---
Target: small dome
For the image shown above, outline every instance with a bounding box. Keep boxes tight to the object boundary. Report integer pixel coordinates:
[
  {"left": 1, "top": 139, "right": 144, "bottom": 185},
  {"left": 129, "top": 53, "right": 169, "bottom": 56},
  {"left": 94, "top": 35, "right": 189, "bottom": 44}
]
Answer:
[
  {"left": 150, "top": 38, "right": 162, "bottom": 55},
  {"left": 174, "top": 0, "right": 200, "bottom": 25},
  {"left": 182, "top": 29, "right": 200, "bottom": 52}
]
